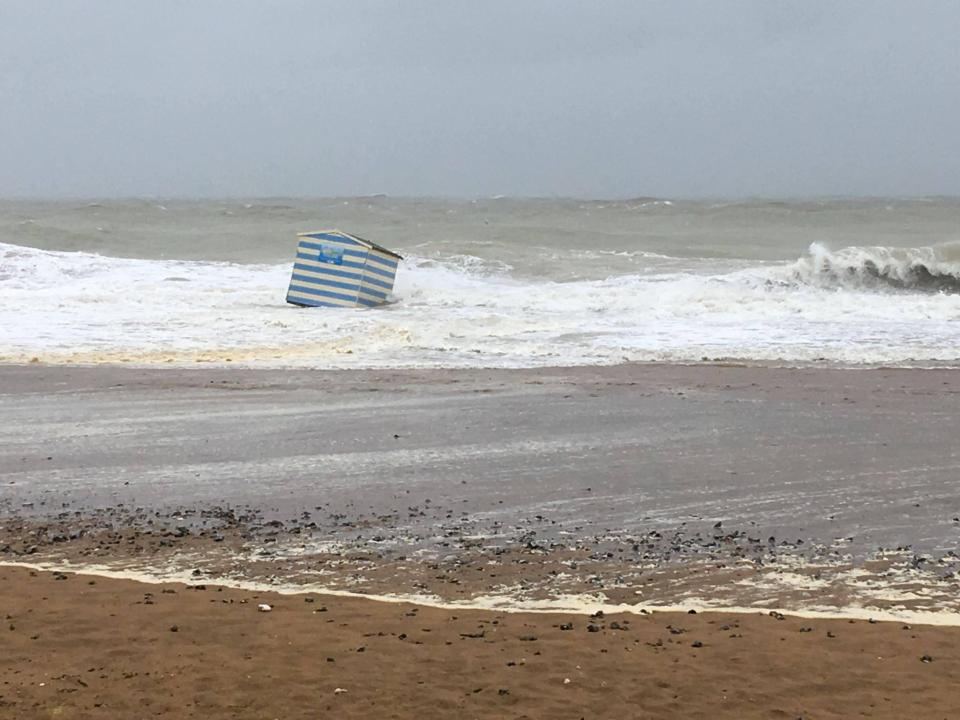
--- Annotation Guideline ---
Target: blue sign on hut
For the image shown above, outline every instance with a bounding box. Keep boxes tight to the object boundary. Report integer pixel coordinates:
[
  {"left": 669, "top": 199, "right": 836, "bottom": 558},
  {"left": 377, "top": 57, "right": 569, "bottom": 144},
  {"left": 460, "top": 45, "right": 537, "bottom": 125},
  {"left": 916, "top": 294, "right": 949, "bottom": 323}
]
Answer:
[{"left": 286, "top": 230, "right": 402, "bottom": 308}]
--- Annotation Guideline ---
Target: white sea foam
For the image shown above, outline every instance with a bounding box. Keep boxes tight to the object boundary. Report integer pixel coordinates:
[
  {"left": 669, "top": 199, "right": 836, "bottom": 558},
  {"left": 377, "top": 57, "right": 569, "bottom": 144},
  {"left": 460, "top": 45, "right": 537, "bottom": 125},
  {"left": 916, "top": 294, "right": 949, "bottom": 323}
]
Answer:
[
  {"left": 5, "top": 560, "right": 960, "bottom": 626},
  {"left": 2, "top": 241, "right": 959, "bottom": 368}
]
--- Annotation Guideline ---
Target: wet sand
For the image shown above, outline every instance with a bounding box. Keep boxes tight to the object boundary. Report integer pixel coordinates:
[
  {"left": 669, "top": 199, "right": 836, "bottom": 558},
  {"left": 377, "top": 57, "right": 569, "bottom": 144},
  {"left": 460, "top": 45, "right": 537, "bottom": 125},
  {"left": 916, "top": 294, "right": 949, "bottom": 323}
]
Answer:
[
  {"left": 2, "top": 564, "right": 958, "bottom": 720},
  {"left": 2, "top": 363, "right": 960, "bottom": 613},
  {"left": 4, "top": 363, "right": 960, "bottom": 549}
]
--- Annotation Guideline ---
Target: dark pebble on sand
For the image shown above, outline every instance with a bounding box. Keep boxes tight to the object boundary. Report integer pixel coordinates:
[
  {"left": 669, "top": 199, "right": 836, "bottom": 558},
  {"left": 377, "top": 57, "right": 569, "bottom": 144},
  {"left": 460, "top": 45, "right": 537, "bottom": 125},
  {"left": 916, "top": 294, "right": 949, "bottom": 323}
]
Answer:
[
  {"left": 169, "top": 625, "right": 178, "bottom": 632},
  {"left": 691, "top": 641, "right": 703, "bottom": 648},
  {"left": 587, "top": 624, "right": 601, "bottom": 633},
  {"left": 921, "top": 654, "right": 934, "bottom": 663},
  {"left": 559, "top": 623, "right": 574, "bottom": 631}
]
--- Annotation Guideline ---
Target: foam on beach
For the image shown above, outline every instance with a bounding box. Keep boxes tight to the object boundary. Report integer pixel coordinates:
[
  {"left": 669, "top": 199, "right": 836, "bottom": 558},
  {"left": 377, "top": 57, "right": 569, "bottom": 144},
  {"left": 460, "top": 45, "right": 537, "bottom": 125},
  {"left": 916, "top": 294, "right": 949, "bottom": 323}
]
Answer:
[{"left": 7, "top": 559, "right": 960, "bottom": 627}]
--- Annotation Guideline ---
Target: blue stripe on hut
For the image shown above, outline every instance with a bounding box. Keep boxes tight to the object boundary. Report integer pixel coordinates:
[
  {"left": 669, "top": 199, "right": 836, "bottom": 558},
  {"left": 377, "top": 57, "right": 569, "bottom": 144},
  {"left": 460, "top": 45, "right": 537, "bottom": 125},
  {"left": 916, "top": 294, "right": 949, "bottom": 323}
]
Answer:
[{"left": 286, "top": 230, "right": 402, "bottom": 308}]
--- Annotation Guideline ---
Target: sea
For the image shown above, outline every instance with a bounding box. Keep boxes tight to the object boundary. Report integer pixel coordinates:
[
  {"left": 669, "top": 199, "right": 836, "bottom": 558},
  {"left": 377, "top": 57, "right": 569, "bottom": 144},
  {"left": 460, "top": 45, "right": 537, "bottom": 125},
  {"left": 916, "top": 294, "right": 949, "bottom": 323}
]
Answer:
[{"left": 1, "top": 197, "right": 959, "bottom": 368}]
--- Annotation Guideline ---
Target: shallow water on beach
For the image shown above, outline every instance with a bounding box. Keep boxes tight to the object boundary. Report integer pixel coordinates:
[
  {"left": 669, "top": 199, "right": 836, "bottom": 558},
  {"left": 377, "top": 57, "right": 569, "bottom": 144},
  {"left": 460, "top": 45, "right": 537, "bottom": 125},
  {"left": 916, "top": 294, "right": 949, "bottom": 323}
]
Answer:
[{"left": 2, "top": 197, "right": 960, "bottom": 367}]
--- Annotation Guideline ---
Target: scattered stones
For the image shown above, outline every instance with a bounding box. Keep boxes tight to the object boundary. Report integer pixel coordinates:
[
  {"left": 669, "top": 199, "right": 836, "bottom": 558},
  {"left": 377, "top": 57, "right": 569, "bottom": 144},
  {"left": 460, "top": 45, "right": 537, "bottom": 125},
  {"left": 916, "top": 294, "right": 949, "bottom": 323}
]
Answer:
[{"left": 4, "top": 493, "right": 960, "bottom": 618}]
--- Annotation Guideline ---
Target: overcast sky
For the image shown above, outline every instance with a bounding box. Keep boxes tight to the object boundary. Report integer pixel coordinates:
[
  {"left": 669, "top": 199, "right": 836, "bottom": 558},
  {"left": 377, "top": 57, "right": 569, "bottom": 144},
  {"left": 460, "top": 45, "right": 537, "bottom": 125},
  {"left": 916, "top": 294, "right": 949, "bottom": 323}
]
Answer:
[{"left": 1, "top": 1, "right": 958, "bottom": 198}]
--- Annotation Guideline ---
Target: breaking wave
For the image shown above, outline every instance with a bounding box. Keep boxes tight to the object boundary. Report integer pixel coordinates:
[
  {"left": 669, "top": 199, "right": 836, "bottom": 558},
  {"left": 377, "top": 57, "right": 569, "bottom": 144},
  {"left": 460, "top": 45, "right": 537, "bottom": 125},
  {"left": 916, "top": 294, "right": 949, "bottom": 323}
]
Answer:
[{"left": 788, "top": 243, "right": 960, "bottom": 293}]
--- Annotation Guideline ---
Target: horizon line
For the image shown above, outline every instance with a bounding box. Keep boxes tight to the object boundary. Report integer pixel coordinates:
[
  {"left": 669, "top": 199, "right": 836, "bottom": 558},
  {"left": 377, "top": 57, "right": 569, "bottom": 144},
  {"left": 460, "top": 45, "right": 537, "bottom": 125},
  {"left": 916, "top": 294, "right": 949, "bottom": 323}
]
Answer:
[{"left": 2, "top": 193, "right": 959, "bottom": 204}]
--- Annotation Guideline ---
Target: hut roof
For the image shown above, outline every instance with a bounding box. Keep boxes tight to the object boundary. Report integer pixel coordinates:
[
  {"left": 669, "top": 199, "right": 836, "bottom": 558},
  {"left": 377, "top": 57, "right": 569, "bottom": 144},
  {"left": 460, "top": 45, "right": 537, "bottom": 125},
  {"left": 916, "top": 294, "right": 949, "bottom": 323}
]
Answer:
[{"left": 299, "top": 229, "right": 402, "bottom": 261}]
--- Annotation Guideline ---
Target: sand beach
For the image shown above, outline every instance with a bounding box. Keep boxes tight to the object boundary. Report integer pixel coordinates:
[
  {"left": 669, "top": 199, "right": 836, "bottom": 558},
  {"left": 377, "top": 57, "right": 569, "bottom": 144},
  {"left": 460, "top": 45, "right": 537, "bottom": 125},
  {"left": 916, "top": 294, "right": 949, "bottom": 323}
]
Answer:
[{"left": 2, "top": 362, "right": 960, "bottom": 718}]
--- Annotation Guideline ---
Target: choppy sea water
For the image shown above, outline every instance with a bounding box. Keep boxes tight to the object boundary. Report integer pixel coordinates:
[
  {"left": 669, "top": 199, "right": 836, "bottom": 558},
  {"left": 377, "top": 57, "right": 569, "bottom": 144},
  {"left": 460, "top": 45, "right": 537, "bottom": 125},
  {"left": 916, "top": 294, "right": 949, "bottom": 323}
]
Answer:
[{"left": 1, "top": 197, "right": 959, "bottom": 367}]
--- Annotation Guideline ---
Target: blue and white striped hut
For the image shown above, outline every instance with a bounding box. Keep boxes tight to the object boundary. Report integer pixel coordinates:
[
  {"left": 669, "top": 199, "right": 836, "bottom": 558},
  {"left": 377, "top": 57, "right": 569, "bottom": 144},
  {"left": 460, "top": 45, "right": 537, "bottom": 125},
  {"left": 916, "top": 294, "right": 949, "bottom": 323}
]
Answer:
[{"left": 286, "top": 230, "right": 402, "bottom": 308}]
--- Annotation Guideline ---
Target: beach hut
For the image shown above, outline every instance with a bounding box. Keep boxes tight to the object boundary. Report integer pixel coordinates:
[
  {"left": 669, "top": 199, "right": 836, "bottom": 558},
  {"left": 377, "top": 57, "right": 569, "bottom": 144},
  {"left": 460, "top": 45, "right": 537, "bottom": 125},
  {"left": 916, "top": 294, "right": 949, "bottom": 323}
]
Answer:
[{"left": 286, "top": 230, "right": 402, "bottom": 308}]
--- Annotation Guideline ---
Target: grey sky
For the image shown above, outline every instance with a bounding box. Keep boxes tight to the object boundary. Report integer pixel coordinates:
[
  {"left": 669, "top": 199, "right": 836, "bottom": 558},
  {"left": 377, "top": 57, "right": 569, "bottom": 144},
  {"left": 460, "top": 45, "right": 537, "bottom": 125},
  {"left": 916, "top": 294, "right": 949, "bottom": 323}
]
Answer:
[{"left": 1, "top": 1, "right": 958, "bottom": 198}]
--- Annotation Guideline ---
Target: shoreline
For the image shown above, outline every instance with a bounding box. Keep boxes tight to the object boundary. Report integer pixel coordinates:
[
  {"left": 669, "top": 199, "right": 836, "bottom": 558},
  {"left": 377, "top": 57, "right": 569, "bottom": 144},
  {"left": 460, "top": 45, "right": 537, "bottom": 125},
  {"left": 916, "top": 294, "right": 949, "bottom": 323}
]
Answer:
[{"left": 4, "top": 356, "right": 960, "bottom": 371}]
